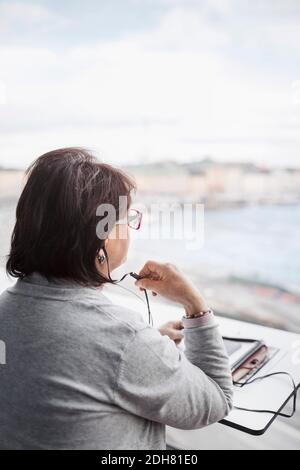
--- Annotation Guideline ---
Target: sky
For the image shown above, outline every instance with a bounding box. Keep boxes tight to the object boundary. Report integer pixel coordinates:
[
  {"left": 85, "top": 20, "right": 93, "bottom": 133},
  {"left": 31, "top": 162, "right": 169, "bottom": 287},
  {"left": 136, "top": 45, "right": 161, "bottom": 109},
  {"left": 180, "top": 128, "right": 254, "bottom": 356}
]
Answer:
[{"left": 0, "top": 0, "right": 300, "bottom": 169}]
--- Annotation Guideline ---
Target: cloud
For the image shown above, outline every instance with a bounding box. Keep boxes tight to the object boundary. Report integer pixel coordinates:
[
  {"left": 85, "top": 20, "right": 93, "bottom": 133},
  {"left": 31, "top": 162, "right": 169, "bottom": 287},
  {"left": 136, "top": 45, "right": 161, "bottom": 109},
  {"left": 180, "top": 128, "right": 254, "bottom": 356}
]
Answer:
[
  {"left": 135, "top": 5, "right": 231, "bottom": 51},
  {"left": 0, "top": 1, "right": 51, "bottom": 22},
  {"left": 0, "top": 1, "right": 70, "bottom": 34},
  {"left": 0, "top": 0, "right": 299, "bottom": 168}
]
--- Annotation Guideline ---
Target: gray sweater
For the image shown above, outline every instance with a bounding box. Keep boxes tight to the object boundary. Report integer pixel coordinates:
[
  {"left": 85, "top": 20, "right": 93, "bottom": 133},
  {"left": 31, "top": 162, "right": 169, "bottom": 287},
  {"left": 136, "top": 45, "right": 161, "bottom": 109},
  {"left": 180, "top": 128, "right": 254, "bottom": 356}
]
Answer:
[{"left": 0, "top": 273, "right": 233, "bottom": 450}]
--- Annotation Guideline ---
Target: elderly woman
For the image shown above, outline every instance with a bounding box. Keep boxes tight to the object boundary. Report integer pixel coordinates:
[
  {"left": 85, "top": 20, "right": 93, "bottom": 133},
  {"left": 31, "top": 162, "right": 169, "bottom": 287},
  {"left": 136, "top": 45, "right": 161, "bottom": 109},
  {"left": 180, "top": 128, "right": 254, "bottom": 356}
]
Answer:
[{"left": 0, "top": 148, "right": 233, "bottom": 450}]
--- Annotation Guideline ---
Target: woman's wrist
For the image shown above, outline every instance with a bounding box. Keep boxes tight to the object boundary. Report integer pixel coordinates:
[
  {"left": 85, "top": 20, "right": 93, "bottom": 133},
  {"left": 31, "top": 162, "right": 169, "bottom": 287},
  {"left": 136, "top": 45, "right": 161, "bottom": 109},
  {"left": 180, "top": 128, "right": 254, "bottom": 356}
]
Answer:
[{"left": 183, "top": 295, "right": 210, "bottom": 318}]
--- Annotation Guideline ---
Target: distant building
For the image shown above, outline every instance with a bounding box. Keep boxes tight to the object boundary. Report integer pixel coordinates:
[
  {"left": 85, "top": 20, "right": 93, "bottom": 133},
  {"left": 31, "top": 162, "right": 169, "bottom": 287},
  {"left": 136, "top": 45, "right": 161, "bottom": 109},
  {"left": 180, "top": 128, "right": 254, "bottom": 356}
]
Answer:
[{"left": 127, "top": 159, "right": 300, "bottom": 207}]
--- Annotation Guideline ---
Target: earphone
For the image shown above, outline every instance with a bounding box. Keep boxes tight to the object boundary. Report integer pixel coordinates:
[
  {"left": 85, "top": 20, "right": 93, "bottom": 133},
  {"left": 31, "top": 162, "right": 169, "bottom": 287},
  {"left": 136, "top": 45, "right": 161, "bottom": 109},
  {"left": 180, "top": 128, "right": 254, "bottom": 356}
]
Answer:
[{"left": 97, "top": 253, "right": 106, "bottom": 264}]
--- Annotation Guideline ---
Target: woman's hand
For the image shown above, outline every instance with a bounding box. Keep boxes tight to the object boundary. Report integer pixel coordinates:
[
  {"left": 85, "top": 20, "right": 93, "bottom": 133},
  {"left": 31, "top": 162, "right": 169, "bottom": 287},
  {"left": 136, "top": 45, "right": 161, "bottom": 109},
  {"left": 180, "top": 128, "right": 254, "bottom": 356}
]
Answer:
[
  {"left": 159, "top": 321, "right": 184, "bottom": 345},
  {"left": 136, "top": 260, "right": 209, "bottom": 317}
]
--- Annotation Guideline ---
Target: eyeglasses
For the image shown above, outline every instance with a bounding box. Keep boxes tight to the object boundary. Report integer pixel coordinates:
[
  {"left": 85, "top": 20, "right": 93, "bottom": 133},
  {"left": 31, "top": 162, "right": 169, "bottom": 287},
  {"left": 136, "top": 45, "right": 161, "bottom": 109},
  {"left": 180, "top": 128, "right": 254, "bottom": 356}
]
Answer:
[{"left": 117, "top": 209, "right": 143, "bottom": 231}]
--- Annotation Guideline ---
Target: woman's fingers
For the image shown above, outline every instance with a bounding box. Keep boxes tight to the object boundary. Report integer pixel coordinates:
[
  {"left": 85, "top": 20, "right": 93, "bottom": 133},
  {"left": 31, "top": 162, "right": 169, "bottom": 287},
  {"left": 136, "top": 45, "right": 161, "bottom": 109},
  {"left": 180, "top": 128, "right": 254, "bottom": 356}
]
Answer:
[
  {"left": 138, "top": 260, "right": 164, "bottom": 280},
  {"left": 169, "top": 329, "right": 184, "bottom": 344},
  {"left": 136, "top": 260, "right": 168, "bottom": 292},
  {"left": 171, "top": 320, "right": 184, "bottom": 330},
  {"left": 136, "top": 260, "right": 208, "bottom": 315},
  {"left": 159, "top": 321, "right": 184, "bottom": 344},
  {"left": 139, "top": 287, "right": 157, "bottom": 296},
  {"left": 136, "top": 277, "right": 158, "bottom": 291}
]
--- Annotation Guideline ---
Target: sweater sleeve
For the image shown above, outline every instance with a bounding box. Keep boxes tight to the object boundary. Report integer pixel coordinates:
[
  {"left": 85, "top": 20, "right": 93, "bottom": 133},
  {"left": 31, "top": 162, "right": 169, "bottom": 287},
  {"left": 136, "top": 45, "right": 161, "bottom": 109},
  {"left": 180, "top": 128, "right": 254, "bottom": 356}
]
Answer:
[{"left": 114, "top": 317, "right": 233, "bottom": 430}]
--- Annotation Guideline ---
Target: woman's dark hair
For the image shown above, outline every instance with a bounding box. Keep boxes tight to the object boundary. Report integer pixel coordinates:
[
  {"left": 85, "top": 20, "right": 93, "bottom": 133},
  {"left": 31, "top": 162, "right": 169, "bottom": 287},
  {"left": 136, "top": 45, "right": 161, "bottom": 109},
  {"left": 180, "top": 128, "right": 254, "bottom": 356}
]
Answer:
[{"left": 6, "top": 147, "right": 136, "bottom": 286}]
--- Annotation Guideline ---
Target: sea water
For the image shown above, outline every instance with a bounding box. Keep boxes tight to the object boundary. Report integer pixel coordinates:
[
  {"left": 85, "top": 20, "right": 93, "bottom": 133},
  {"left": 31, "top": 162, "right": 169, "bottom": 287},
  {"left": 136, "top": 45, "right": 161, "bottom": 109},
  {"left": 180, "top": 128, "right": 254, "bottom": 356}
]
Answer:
[{"left": 1, "top": 201, "right": 300, "bottom": 293}]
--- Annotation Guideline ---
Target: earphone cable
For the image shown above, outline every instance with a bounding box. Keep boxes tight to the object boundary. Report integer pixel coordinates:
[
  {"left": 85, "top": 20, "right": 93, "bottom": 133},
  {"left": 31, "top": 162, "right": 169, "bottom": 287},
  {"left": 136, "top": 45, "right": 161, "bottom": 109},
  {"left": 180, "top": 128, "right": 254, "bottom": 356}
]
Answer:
[
  {"left": 100, "top": 248, "right": 153, "bottom": 326},
  {"left": 111, "top": 278, "right": 153, "bottom": 326},
  {"left": 234, "top": 371, "right": 298, "bottom": 418}
]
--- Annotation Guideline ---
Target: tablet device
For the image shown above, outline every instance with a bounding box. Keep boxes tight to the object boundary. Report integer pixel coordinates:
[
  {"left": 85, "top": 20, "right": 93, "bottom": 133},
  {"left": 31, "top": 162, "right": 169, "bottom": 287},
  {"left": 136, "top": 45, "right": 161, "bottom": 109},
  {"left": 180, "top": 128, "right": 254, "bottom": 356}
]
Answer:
[{"left": 223, "top": 337, "right": 266, "bottom": 372}]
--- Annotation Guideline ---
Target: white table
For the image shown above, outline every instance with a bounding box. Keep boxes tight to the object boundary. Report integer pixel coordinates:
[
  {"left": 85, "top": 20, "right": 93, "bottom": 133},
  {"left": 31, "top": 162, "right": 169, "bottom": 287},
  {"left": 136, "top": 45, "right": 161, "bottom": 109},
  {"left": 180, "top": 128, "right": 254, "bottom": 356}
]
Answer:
[{"left": 106, "top": 287, "right": 300, "bottom": 438}]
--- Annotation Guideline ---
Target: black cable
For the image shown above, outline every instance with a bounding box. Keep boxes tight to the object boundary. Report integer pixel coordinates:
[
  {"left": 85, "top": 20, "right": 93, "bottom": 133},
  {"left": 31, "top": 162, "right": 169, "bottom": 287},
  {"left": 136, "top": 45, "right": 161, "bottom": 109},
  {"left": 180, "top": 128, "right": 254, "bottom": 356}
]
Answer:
[
  {"left": 234, "top": 371, "right": 298, "bottom": 419},
  {"left": 100, "top": 247, "right": 153, "bottom": 326},
  {"left": 223, "top": 336, "right": 261, "bottom": 344},
  {"left": 114, "top": 272, "right": 153, "bottom": 326},
  {"left": 112, "top": 282, "right": 147, "bottom": 306}
]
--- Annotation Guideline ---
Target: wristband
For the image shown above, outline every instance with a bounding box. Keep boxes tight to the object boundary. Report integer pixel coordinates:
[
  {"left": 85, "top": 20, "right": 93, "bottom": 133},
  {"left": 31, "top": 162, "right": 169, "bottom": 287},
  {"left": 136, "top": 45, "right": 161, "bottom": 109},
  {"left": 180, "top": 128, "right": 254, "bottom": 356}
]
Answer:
[{"left": 185, "top": 308, "right": 212, "bottom": 320}]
